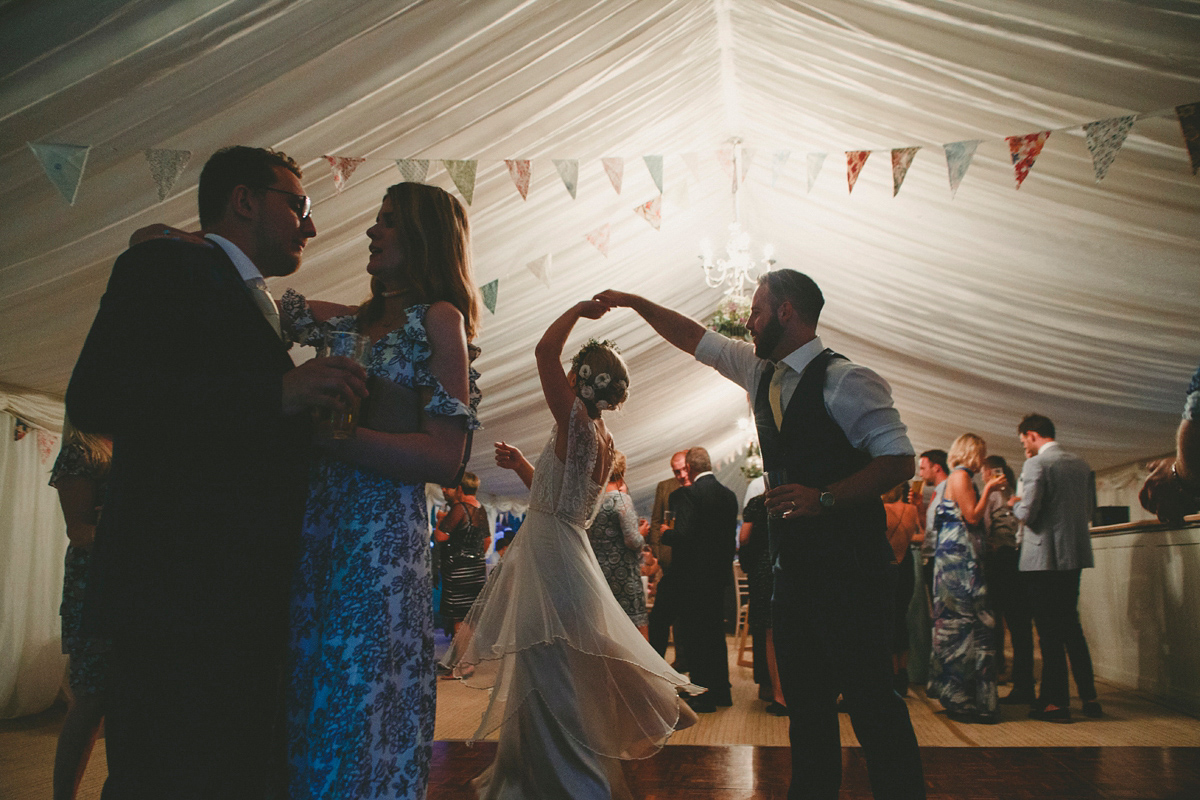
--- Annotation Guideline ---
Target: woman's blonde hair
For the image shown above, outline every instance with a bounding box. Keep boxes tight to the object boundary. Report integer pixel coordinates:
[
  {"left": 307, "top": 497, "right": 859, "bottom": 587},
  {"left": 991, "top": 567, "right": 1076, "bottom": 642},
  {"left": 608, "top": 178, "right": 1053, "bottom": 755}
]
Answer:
[
  {"left": 60, "top": 414, "right": 112, "bottom": 474},
  {"left": 356, "top": 182, "right": 481, "bottom": 339},
  {"left": 609, "top": 450, "right": 627, "bottom": 483},
  {"left": 570, "top": 339, "right": 630, "bottom": 413},
  {"left": 948, "top": 433, "right": 986, "bottom": 473}
]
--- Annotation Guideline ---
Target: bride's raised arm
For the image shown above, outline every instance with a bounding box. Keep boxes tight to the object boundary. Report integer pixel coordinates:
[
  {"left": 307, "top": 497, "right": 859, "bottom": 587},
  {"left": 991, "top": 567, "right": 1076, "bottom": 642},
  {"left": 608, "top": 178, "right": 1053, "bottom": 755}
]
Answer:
[{"left": 534, "top": 300, "right": 610, "bottom": 430}]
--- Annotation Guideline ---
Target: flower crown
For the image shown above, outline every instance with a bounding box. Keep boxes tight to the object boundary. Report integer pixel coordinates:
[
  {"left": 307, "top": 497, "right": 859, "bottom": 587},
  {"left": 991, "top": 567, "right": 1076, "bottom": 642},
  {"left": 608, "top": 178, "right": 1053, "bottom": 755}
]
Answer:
[{"left": 570, "top": 338, "right": 628, "bottom": 411}]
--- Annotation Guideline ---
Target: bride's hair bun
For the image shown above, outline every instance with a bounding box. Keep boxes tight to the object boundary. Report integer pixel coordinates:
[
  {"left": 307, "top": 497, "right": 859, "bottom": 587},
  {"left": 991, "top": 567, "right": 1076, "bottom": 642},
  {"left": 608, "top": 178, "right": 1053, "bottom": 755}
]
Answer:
[{"left": 570, "top": 339, "right": 630, "bottom": 412}]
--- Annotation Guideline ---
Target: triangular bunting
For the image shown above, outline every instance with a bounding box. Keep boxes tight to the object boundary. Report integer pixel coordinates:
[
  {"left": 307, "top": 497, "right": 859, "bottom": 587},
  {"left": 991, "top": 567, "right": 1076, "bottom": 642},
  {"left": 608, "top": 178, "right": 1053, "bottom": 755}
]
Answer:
[
  {"left": 145, "top": 148, "right": 191, "bottom": 202},
  {"left": 526, "top": 254, "right": 552, "bottom": 287},
  {"left": 1083, "top": 115, "right": 1136, "bottom": 182},
  {"left": 643, "top": 155, "right": 664, "bottom": 194},
  {"left": 806, "top": 153, "right": 825, "bottom": 193},
  {"left": 396, "top": 159, "right": 430, "bottom": 183},
  {"left": 890, "top": 147, "right": 920, "bottom": 197},
  {"left": 943, "top": 140, "right": 980, "bottom": 198},
  {"left": 505, "top": 159, "right": 531, "bottom": 200},
  {"left": 480, "top": 279, "right": 499, "bottom": 314},
  {"left": 1006, "top": 131, "right": 1051, "bottom": 189},
  {"left": 443, "top": 160, "right": 477, "bottom": 205},
  {"left": 769, "top": 150, "right": 790, "bottom": 187},
  {"left": 553, "top": 159, "right": 578, "bottom": 199},
  {"left": 1176, "top": 102, "right": 1200, "bottom": 175},
  {"left": 28, "top": 142, "right": 90, "bottom": 205},
  {"left": 635, "top": 195, "right": 662, "bottom": 230},
  {"left": 585, "top": 224, "right": 611, "bottom": 257},
  {"left": 740, "top": 148, "right": 756, "bottom": 183},
  {"left": 602, "top": 157, "right": 624, "bottom": 194},
  {"left": 323, "top": 155, "right": 366, "bottom": 194},
  {"left": 845, "top": 150, "right": 870, "bottom": 194},
  {"left": 717, "top": 145, "right": 735, "bottom": 180}
]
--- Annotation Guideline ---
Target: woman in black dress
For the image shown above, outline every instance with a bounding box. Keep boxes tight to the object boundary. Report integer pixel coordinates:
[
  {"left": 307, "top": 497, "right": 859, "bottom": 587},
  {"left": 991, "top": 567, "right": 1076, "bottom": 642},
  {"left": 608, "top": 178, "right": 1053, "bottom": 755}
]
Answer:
[{"left": 436, "top": 472, "right": 490, "bottom": 634}]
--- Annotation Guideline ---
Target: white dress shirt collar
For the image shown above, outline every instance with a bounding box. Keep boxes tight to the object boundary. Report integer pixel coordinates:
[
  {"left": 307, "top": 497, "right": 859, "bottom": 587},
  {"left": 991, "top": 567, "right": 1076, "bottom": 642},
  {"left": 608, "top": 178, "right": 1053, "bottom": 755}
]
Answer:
[
  {"left": 777, "top": 335, "right": 825, "bottom": 376},
  {"left": 205, "top": 234, "right": 265, "bottom": 282},
  {"left": 689, "top": 470, "right": 714, "bottom": 481},
  {"left": 1037, "top": 440, "right": 1060, "bottom": 456}
]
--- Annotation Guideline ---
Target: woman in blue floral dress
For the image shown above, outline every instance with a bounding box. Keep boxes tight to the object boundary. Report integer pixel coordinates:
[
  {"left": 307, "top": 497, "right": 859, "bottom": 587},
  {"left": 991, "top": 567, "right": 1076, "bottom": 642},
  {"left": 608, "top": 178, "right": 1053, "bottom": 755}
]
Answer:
[
  {"left": 282, "top": 182, "right": 482, "bottom": 800},
  {"left": 927, "top": 433, "right": 1005, "bottom": 723},
  {"left": 586, "top": 450, "right": 649, "bottom": 634}
]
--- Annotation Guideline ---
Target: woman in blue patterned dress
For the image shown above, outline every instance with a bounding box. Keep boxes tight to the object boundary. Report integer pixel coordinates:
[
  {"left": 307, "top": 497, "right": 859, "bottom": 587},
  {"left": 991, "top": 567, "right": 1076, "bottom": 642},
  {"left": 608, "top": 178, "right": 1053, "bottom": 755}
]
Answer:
[
  {"left": 49, "top": 416, "right": 112, "bottom": 800},
  {"left": 586, "top": 450, "right": 650, "bottom": 635},
  {"left": 282, "top": 182, "right": 482, "bottom": 800},
  {"left": 926, "top": 433, "right": 1005, "bottom": 723}
]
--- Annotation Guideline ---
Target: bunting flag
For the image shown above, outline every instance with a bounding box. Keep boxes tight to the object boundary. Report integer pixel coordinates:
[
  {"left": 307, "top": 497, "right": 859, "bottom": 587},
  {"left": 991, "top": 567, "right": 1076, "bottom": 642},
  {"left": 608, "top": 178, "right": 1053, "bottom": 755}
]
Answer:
[
  {"left": 740, "top": 148, "right": 756, "bottom": 182},
  {"left": 553, "top": 159, "right": 578, "bottom": 199},
  {"left": 602, "top": 157, "right": 624, "bottom": 194},
  {"left": 717, "top": 144, "right": 735, "bottom": 180},
  {"left": 664, "top": 179, "right": 690, "bottom": 211},
  {"left": 1006, "top": 131, "right": 1051, "bottom": 189},
  {"left": 635, "top": 195, "right": 662, "bottom": 230},
  {"left": 681, "top": 152, "right": 702, "bottom": 183},
  {"left": 145, "top": 148, "right": 191, "bottom": 202},
  {"left": 643, "top": 155, "right": 664, "bottom": 193},
  {"left": 846, "top": 150, "right": 870, "bottom": 194},
  {"left": 28, "top": 142, "right": 90, "bottom": 205},
  {"left": 480, "top": 279, "right": 499, "bottom": 313},
  {"left": 890, "top": 147, "right": 920, "bottom": 196},
  {"left": 769, "top": 149, "right": 790, "bottom": 187},
  {"left": 324, "top": 155, "right": 366, "bottom": 193},
  {"left": 1083, "top": 115, "right": 1136, "bottom": 183},
  {"left": 396, "top": 159, "right": 430, "bottom": 183},
  {"left": 443, "top": 160, "right": 477, "bottom": 205},
  {"left": 943, "top": 140, "right": 980, "bottom": 197},
  {"left": 806, "top": 152, "right": 826, "bottom": 193},
  {"left": 1176, "top": 102, "right": 1200, "bottom": 175},
  {"left": 36, "top": 428, "right": 57, "bottom": 465},
  {"left": 505, "top": 159, "right": 531, "bottom": 200},
  {"left": 526, "top": 253, "right": 552, "bottom": 286},
  {"left": 585, "top": 224, "right": 611, "bottom": 257}
]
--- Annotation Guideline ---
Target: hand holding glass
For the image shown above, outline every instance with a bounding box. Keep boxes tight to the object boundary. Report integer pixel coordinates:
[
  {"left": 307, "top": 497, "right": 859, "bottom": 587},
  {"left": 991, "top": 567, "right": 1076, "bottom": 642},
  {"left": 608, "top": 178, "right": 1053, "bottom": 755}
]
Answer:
[{"left": 318, "top": 331, "right": 372, "bottom": 439}]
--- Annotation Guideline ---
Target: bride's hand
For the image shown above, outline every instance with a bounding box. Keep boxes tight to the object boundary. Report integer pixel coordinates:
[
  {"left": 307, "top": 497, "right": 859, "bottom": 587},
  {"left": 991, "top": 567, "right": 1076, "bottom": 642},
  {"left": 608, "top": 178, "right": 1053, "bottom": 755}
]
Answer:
[{"left": 575, "top": 300, "right": 609, "bottom": 320}]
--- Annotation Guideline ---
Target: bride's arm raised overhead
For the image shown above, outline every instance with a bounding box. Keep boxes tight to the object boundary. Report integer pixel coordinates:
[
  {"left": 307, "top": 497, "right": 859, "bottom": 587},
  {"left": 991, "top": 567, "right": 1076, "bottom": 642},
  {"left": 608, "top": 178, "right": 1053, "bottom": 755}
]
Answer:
[{"left": 534, "top": 300, "right": 610, "bottom": 430}]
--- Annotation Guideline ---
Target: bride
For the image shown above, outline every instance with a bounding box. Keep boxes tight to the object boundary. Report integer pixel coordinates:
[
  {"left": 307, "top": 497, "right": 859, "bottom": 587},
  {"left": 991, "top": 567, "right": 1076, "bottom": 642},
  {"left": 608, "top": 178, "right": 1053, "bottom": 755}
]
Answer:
[{"left": 440, "top": 300, "right": 699, "bottom": 799}]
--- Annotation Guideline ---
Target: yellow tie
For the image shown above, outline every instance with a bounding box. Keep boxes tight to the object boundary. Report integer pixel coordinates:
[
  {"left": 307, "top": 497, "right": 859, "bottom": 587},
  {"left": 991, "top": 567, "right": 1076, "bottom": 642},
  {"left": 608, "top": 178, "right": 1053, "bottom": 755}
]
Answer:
[
  {"left": 769, "top": 363, "right": 789, "bottom": 428},
  {"left": 246, "top": 277, "right": 282, "bottom": 340}
]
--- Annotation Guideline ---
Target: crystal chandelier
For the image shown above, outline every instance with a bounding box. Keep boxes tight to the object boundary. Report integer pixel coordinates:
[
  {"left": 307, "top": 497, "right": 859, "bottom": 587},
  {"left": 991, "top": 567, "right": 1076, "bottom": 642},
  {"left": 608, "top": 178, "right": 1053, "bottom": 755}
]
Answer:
[{"left": 699, "top": 138, "right": 775, "bottom": 301}]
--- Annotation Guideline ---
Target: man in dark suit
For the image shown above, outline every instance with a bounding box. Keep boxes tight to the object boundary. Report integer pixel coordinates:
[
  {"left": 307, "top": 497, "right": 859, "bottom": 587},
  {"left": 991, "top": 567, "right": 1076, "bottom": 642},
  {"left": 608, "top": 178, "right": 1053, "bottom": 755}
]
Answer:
[
  {"left": 647, "top": 450, "right": 689, "bottom": 660},
  {"left": 597, "top": 274, "right": 924, "bottom": 799},
  {"left": 1012, "top": 413, "right": 1100, "bottom": 722},
  {"left": 67, "top": 146, "right": 366, "bottom": 798},
  {"left": 662, "top": 446, "right": 739, "bottom": 712}
]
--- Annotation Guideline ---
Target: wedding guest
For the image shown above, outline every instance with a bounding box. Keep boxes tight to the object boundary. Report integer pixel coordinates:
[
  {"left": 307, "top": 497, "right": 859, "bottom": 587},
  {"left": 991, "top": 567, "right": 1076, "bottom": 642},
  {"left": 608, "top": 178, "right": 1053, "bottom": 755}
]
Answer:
[
  {"left": 648, "top": 451, "right": 693, "bottom": 665},
  {"left": 1139, "top": 360, "right": 1200, "bottom": 524},
  {"left": 587, "top": 451, "right": 650, "bottom": 636},
  {"left": 740, "top": 491, "right": 786, "bottom": 715},
  {"left": 882, "top": 482, "right": 919, "bottom": 695},
  {"left": 912, "top": 449, "right": 950, "bottom": 606},
  {"left": 981, "top": 455, "right": 1032, "bottom": 702},
  {"left": 285, "top": 181, "right": 481, "bottom": 799},
  {"left": 49, "top": 416, "right": 111, "bottom": 800},
  {"left": 927, "top": 434, "right": 1004, "bottom": 723},
  {"left": 437, "top": 472, "right": 491, "bottom": 636}
]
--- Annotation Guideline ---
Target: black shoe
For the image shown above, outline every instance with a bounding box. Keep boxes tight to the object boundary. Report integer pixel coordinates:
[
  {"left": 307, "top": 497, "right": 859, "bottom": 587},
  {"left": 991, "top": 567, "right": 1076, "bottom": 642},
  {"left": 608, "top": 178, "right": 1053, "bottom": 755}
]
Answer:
[
  {"left": 686, "top": 694, "right": 717, "bottom": 713},
  {"left": 1082, "top": 700, "right": 1103, "bottom": 718},
  {"left": 1029, "top": 705, "right": 1072, "bottom": 723},
  {"left": 999, "top": 689, "right": 1037, "bottom": 705},
  {"left": 765, "top": 701, "right": 788, "bottom": 717},
  {"left": 710, "top": 690, "right": 733, "bottom": 707}
]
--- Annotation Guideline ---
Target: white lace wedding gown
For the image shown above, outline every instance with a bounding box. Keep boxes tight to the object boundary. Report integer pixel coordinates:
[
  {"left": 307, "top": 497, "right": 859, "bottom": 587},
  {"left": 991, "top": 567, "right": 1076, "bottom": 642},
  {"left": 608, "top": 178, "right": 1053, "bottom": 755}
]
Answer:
[{"left": 441, "top": 399, "right": 699, "bottom": 799}]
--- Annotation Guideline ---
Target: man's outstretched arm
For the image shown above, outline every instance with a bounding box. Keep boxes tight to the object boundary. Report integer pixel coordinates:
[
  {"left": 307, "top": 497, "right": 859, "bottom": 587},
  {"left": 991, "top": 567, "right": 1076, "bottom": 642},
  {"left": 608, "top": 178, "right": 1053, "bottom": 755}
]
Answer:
[{"left": 594, "top": 290, "right": 707, "bottom": 355}]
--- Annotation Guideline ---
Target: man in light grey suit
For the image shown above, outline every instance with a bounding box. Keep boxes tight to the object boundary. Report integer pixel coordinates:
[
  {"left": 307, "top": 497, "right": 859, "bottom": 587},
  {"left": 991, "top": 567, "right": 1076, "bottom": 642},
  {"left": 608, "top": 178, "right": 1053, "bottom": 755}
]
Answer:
[{"left": 1011, "top": 413, "right": 1100, "bottom": 723}]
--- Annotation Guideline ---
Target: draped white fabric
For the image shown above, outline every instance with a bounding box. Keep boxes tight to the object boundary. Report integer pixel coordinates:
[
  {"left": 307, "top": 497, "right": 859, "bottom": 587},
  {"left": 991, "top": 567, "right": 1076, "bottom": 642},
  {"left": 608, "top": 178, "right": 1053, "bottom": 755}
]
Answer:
[
  {"left": 0, "top": 413, "right": 68, "bottom": 718},
  {"left": 1, "top": 0, "right": 1198, "bottom": 512}
]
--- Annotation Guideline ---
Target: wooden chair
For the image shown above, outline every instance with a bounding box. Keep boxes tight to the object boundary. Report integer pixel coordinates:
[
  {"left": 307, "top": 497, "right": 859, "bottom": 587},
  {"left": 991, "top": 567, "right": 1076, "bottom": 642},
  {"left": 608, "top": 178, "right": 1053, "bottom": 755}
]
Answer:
[{"left": 733, "top": 561, "right": 753, "bottom": 667}]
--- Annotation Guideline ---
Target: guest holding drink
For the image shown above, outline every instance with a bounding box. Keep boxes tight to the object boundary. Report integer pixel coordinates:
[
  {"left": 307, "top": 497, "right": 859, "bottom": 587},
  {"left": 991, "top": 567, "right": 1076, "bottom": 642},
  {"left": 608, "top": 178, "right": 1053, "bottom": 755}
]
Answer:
[
  {"left": 436, "top": 472, "right": 491, "bottom": 637},
  {"left": 282, "top": 182, "right": 482, "bottom": 800}
]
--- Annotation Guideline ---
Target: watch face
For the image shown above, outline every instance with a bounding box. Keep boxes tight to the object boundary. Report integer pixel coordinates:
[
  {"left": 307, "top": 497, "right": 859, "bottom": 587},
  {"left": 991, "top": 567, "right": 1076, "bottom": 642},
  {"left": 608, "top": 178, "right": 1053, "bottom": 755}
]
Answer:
[{"left": 819, "top": 491, "right": 835, "bottom": 508}]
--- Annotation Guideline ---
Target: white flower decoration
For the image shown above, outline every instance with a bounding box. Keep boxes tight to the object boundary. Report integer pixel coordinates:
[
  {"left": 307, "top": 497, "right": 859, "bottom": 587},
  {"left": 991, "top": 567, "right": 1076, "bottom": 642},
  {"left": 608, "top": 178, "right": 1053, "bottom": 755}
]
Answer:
[
  {"left": 593, "top": 373, "right": 611, "bottom": 390},
  {"left": 596, "top": 400, "right": 612, "bottom": 410},
  {"left": 578, "top": 364, "right": 592, "bottom": 379},
  {"left": 580, "top": 385, "right": 595, "bottom": 400}
]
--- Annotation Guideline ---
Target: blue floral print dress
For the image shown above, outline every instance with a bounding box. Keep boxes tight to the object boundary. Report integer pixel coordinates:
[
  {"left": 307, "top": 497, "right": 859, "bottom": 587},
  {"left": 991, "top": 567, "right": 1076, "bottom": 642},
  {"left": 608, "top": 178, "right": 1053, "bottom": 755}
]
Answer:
[
  {"left": 926, "top": 466, "right": 997, "bottom": 721},
  {"left": 282, "top": 290, "right": 481, "bottom": 800}
]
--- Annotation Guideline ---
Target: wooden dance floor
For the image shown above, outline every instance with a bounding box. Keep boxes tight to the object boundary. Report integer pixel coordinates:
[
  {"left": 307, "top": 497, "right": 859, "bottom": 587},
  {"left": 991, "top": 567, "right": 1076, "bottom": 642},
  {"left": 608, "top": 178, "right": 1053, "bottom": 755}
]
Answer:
[{"left": 430, "top": 741, "right": 1200, "bottom": 799}]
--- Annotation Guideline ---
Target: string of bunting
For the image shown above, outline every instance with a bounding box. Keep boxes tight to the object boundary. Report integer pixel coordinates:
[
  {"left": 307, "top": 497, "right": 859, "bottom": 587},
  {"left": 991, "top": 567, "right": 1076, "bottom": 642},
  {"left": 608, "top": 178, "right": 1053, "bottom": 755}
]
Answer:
[{"left": 26, "top": 102, "right": 1200, "bottom": 318}]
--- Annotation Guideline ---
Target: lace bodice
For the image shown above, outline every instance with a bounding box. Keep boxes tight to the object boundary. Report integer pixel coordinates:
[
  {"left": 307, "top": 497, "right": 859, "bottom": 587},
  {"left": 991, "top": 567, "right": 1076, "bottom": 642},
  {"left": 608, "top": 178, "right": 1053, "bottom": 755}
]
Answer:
[{"left": 527, "top": 398, "right": 609, "bottom": 527}]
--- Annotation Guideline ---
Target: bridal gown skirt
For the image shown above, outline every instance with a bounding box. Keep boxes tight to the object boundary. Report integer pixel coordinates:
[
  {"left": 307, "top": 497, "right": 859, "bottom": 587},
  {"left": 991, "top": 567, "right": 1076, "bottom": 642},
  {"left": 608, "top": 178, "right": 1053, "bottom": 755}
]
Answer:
[{"left": 441, "top": 507, "right": 700, "bottom": 799}]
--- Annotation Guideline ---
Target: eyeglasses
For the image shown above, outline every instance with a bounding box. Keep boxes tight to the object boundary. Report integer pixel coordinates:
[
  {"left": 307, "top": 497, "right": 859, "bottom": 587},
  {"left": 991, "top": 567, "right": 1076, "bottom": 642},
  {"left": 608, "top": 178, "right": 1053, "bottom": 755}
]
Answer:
[{"left": 264, "top": 187, "right": 312, "bottom": 221}]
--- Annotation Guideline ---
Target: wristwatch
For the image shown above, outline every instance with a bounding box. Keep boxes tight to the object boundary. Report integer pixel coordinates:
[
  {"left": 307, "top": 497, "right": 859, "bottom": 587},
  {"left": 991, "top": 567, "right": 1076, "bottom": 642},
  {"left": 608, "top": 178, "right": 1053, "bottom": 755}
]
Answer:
[{"left": 818, "top": 489, "right": 836, "bottom": 510}]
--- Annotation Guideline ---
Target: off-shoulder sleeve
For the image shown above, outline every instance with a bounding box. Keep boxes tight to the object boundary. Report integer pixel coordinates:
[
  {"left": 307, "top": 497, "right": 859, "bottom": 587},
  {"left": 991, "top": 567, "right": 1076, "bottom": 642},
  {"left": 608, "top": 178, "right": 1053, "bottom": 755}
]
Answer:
[
  {"left": 408, "top": 306, "right": 482, "bottom": 431},
  {"left": 49, "top": 440, "right": 93, "bottom": 487},
  {"left": 279, "top": 288, "right": 357, "bottom": 346}
]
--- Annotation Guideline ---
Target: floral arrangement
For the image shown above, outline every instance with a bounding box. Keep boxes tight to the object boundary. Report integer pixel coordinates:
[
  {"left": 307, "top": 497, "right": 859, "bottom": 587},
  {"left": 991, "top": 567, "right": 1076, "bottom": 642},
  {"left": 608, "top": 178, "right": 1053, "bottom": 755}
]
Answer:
[
  {"left": 706, "top": 296, "right": 753, "bottom": 341},
  {"left": 740, "top": 441, "right": 763, "bottom": 480},
  {"left": 571, "top": 338, "right": 628, "bottom": 410}
]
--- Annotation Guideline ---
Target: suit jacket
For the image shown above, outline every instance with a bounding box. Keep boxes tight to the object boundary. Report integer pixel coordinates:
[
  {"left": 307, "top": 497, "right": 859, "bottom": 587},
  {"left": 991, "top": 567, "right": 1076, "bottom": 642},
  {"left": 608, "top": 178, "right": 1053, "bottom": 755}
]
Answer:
[
  {"left": 649, "top": 476, "right": 681, "bottom": 568},
  {"left": 1013, "top": 443, "right": 1095, "bottom": 572},
  {"left": 66, "top": 239, "right": 310, "bottom": 641},
  {"left": 661, "top": 474, "right": 738, "bottom": 593}
]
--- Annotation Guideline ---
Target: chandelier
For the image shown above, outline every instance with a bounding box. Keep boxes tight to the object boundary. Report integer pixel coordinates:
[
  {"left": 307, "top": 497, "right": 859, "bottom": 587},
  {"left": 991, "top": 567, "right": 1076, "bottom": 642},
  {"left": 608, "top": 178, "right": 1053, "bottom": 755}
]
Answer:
[{"left": 699, "top": 138, "right": 775, "bottom": 301}]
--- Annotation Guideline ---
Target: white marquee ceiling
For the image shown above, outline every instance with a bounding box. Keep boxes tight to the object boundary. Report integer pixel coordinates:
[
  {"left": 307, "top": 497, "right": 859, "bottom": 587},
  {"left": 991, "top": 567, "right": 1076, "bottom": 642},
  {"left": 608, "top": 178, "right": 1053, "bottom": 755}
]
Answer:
[{"left": 2, "top": 0, "right": 1199, "bottom": 508}]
